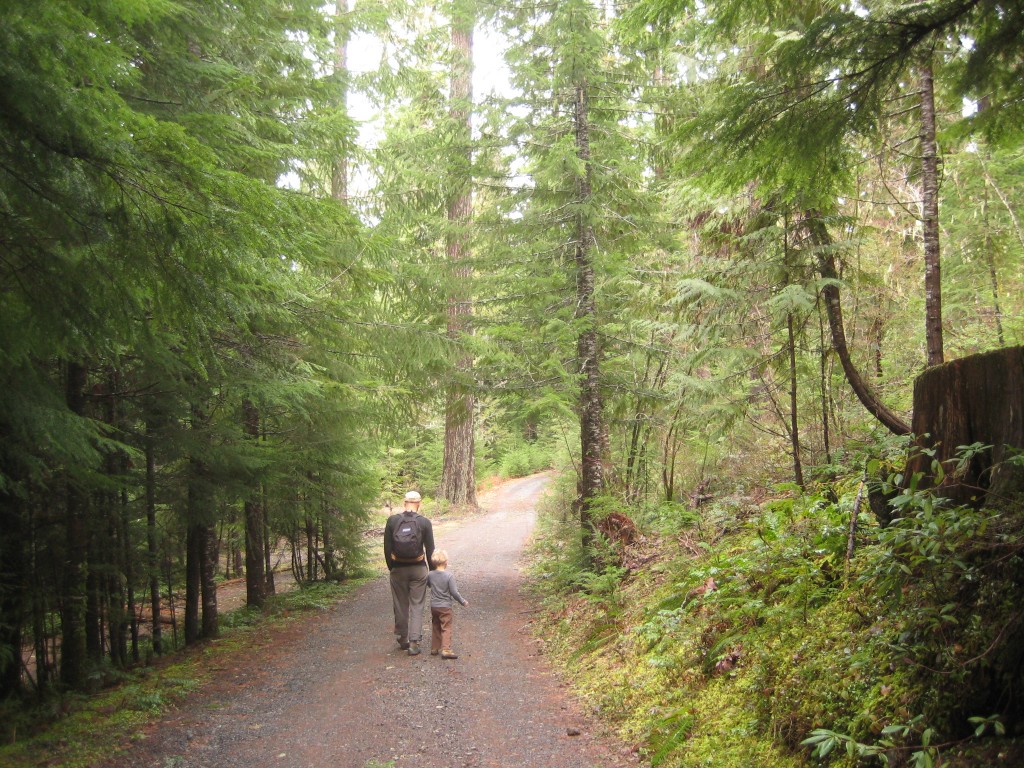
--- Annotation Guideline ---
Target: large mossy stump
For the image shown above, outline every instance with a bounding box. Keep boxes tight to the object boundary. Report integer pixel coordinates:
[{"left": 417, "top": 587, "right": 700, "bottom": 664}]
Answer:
[{"left": 906, "top": 345, "right": 1024, "bottom": 507}]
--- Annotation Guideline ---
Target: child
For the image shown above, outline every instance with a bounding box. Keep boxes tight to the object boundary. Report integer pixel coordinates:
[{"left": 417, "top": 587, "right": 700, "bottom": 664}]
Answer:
[{"left": 426, "top": 550, "right": 469, "bottom": 659}]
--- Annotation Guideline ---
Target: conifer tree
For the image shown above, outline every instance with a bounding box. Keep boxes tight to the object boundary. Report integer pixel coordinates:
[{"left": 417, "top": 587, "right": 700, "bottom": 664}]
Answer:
[
  {"left": 488, "top": 0, "right": 659, "bottom": 536},
  {"left": 0, "top": 0, "right": 377, "bottom": 689},
  {"left": 440, "top": 0, "right": 479, "bottom": 508}
]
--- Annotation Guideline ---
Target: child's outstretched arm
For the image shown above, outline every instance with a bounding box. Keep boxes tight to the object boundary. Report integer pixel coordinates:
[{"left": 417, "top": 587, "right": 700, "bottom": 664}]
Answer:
[{"left": 449, "top": 574, "right": 468, "bottom": 607}]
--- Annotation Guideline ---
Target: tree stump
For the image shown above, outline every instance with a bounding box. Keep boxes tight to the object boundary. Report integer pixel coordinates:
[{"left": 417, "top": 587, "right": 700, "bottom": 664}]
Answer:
[
  {"left": 906, "top": 345, "right": 1024, "bottom": 506},
  {"left": 597, "top": 512, "right": 637, "bottom": 547}
]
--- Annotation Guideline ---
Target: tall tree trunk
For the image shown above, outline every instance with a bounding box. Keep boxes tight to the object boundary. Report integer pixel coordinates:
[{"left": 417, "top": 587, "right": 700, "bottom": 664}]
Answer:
[
  {"left": 85, "top": 560, "right": 102, "bottom": 662},
  {"left": 0, "top": 493, "right": 25, "bottom": 697},
  {"left": 920, "top": 58, "right": 944, "bottom": 367},
  {"left": 440, "top": 0, "right": 477, "bottom": 508},
  {"left": 185, "top": 402, "right": 216, "bottom": 643},
  {"left": 108, "top": 514, "right": 127, "bottom": 668},
  {"left": 818, "top": 302, "right": 832, "bottom": 465},
  {"left": 32, "top": 524, "right": 51, "bottom": 690},
  {"left": 102, "top": 371, "right": 129, "bottom": 667},
  {"left": 804, "top": 213, "right": 911, "bottom": 436},
  {"left": 184, "top": 522, "right": 201, "bottom": 645},
  {"left": 784, "top": 219, "right": 804, "bottom": 488},
  {"left": 981, "top": 175, "right": 1006, "bottom": 346},
  {"left": 165, "top": 556, "right": 178, "bottom": 649},
  {"left": 263, "top": 482, "right": 275, "bottom": 596},
  {"left": 60, "top": 361, "right": 89, "bottom": 689},
  {"left": 626, "top": 345, "right": 671, "bottom": 502},
  {"left": 869, "top": 316, "right": 885, "bottom": 377},
  {"left": 123, "top": 487, "right": 139, "bottom": 663},
  {"left": 243, "top": 493, "right": 266, "bottom": 606},
  {"left": 661, "top": 403, "right": 684, "bottom": 502},
  {"left": 331, "top": 0, "right": 349, "bottom": 201},
  {"left": 290, "top": 536, "right": 301, "bottom": 582},
  {"left": 787, "top": 312, "right": 804, "bottom": 489},
  {"left": 145, "top": 417, "right": 162, "bottom": 654},
  {"left": 322, "top": 507, "right": 338, "bottom": 580},
  {"left": 573, "top": 80, "right": 605, "bottom": 546},
  {"left": 201, "top": 522, "right": 218, "bottom": 639},
  {"left": 305, "top": 515, "right": 316, "bottom": 582},
  {"left": 185, "top": 521, "right": 218, "bottom": 642},
  {"left": 242, "top": 399, "right": 266, "bottom": 608}
]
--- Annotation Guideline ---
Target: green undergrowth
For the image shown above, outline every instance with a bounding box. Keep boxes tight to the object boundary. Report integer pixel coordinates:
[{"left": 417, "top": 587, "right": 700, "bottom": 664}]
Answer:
[
  {"left": 526, "top": 474, "right": 1024, "bottom": 768},
  {"left": 0, "top": 580, "right": 365, "bottom": 768}
]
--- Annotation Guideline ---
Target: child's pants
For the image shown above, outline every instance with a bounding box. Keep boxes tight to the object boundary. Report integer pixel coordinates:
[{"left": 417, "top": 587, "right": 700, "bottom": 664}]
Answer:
[{"left": 430, "top": 607, "right": 454, "bottom": 652}]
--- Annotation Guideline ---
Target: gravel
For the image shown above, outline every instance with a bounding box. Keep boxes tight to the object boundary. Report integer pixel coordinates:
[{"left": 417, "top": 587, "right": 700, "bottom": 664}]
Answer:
[{"left": 108, "top": 474, "right": 642, "bottom": 768}]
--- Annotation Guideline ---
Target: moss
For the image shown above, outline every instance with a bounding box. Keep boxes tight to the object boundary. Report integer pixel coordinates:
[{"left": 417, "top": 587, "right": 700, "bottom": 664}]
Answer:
[
  {"left": 527, "top": 486, "right": 1024, "bottom": 767},
  {"left": 662, "top": 679, "right": 804, "bottom": 768}
]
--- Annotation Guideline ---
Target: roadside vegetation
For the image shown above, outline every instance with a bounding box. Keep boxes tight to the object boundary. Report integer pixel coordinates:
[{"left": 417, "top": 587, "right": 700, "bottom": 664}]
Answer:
[
  {"left": 0, "top": 582, "right": 364, "bottom": 768},
  {"left": 526, "top": 454, "right": 1024, "bottom": 767}
]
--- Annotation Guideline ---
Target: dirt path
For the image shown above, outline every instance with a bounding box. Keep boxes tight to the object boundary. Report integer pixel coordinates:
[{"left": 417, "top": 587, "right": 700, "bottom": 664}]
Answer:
[{"left": 111, "top": 474, "right": 640, "bottom": 768}]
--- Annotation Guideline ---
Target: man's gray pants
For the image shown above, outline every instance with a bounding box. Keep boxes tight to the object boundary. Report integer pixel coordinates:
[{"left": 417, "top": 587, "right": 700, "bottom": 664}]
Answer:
[{"left": 390, "top": 563, "right": 428, "bottom": 643}]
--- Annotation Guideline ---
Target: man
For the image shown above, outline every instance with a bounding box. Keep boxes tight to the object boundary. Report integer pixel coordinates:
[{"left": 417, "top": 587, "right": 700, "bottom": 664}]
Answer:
[{"left": 383, "top": 490, "right": 435, "bottom": 656}]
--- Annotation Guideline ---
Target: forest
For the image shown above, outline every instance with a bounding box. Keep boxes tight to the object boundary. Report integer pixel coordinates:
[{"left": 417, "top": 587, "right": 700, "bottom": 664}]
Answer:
[{"left": 1, "top": 0, "right": 1023, "bottom": 766}]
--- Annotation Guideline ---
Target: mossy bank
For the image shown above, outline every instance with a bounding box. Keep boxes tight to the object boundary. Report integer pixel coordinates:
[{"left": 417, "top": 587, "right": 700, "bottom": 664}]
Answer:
[{"left": 526, "top": 475, "right": 1024, "bottom": 767}]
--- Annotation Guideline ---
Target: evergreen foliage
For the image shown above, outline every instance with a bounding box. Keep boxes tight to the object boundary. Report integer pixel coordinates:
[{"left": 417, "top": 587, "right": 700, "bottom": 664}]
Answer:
[
  {"left": 0, "top": 0, "right": 381, "bottom": 695},
  {"left": 1, "top": 0, "right": 1022, "bottom": 764}
]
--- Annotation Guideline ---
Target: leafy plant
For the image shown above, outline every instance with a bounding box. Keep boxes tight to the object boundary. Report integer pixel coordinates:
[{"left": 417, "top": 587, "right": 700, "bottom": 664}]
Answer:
[
  {"left": 804, "top": 713, "right": 1008, "bottom": 767},
  {"left": 802, "top": 716, "right": 940, "bottom": 767},
  {"left": 648, "top": 707, "right": 695, "bottom": 766}
]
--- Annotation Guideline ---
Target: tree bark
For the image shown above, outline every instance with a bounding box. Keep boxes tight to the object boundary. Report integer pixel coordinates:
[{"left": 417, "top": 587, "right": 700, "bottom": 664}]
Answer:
[
  {"left": 573, "top": 80, "right": 605, "bottom": 545},
  {"left": 185, "top": 402, "right": 216, "bottom": 643},
  {"left": 661, "top": 403, "right": 684, "bottom": 502},
  {"left": 920, "top": 57, "right": 944, "bottom": 367},
  {"left": 263, "top": 483, "right": 275, "bottom": 596},
  {"left": 305, "top": 515, "right": 317, "bottom": 582},
  {"left": 440, "top": 1, "right": 478, "bottom": 508},
  {"left": 624, "top": 358, "right": 652, "bottom": 502},
  {"left": 331, "top": 0, "right": 349, "bottom": 201},
  {"left": 184, "top": 522, "right": 201, "bottom": 645},
  {"left": 145, "top": 418, "right": 162, "bottom": 654},
  {"left": 804, "top": 213, "right": 911, "bottom": 436},
  {"left": 787, "top": 312, "right": 804, "bottom": 488},
  {"left": 321, "top": 509, "right": 338, "bottom": 580},
  {"left": 102, "top": 371, "right": 130, "bottom": 667},
  {"left": 243, "top": 399, "right": 266, "bottom": 608},
  {"left": 906, "top": 345, "right": 1024, "bottom": 506},
  {"left": 60, "top": 361, "right": 89, "bottom": 689},
  {"left": 818, "top": 301, "right": 832, "bottom": 465},
  {"left": 201, "top": 522, "right": 218, "bottom": 639},
  {"left": 0, "top": 493, "right": 25, "bottom": 697},
  {"left": 981, "top": 175, "right": 1006, "bottom": 346}
]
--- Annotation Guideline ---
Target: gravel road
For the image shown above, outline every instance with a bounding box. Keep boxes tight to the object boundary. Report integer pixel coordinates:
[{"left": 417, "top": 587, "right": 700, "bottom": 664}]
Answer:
[{"left": 110, "top": 473, "right": 640, "bottom": 768}]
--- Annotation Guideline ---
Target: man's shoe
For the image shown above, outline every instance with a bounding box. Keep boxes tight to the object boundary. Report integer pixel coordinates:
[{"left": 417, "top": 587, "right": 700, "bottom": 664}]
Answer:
[
  {"left": 408, "top": 642, "right": 421, "bottom": 656},
  {"left": 398, "top": 640, "right": 410, "bottom": 650},
  {"left": 441, "top": 649, "right": 458, "bottom": 659}
]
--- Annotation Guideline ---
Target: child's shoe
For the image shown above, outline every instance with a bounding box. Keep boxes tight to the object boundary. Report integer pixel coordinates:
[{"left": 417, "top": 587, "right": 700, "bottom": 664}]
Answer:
[{"left": 441, "top": 649, "right": 458, "bottom": 659}]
